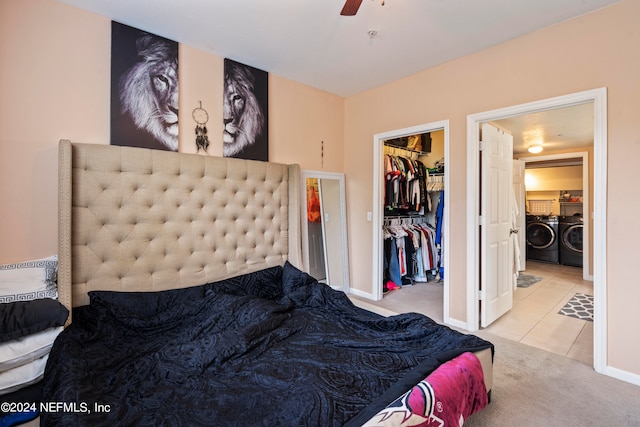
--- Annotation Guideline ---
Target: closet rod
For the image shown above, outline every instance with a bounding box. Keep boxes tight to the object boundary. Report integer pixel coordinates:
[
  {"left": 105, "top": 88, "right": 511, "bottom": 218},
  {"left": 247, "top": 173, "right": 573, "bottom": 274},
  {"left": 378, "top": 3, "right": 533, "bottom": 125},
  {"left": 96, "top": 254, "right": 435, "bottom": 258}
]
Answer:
[
  {"left": 383, "top": 215, "right": 427, "bottom": 224},
  {"left": 384, "top": 213, "right": 423, "bottom": 218},
  {"left": 383, "top": 144, "right": 429, "bottom": 157}
]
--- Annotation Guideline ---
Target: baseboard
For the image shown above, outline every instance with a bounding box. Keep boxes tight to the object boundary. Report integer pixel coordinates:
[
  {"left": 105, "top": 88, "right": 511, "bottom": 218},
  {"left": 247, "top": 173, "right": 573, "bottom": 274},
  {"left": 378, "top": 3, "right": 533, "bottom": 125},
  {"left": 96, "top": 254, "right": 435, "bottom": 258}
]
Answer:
[
  {"left": 444, "top": 316, "right": 470, "bottom": 331},
  {"left": 348, "top": 288, "right": 376, "bottom": 301},
  {"left": 605, "top": 365, "right": 640, "bottom": 387}
]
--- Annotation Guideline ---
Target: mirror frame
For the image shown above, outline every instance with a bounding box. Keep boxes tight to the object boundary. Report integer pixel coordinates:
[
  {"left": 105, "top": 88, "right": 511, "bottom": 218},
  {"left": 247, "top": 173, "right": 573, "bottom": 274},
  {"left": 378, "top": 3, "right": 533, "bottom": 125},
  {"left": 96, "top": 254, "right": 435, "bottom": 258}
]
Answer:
[{"left": 300, "top": 170, "right": 350, "bottom": 291}]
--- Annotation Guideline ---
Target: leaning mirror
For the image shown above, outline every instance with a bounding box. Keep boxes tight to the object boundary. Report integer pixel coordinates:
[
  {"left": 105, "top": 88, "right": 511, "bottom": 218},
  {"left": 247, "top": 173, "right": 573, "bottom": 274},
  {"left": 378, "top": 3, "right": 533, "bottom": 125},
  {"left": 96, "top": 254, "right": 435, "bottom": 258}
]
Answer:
[{"left": 300, "top": 170, "right": 350, "bottom": 291}]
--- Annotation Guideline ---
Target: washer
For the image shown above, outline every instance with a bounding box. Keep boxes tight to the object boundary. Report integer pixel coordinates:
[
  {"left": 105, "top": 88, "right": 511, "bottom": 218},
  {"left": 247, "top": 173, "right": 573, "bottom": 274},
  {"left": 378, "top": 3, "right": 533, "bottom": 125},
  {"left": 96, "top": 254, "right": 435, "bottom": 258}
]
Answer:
[
  {"left": 526, "top": 215, "right": 559, "bottom": 263},
  {"left": 559, "top": 215, "right": 583, "bottom": 267}
]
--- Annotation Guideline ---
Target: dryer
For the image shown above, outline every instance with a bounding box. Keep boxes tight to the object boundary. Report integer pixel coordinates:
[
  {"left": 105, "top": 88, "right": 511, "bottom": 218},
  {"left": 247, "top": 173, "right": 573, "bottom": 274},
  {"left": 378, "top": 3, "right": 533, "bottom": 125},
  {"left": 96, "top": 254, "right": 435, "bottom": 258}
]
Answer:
[
  {"left": 559, "top": 215, "right": 583, "bottom": 267},
  {"left": 526, "top": 215, "right": 559, "bottom": 263}
]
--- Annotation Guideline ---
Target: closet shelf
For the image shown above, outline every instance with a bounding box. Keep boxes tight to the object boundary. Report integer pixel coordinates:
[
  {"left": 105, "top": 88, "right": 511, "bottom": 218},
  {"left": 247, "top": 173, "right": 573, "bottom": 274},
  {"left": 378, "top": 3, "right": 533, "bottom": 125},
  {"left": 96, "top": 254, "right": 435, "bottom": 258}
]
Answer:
[
  {"left": 383, "top": 143, "right": 430, "bottom": 157},
  {"left": 384, "top": 213, "right": 424, "bottom": 219}
]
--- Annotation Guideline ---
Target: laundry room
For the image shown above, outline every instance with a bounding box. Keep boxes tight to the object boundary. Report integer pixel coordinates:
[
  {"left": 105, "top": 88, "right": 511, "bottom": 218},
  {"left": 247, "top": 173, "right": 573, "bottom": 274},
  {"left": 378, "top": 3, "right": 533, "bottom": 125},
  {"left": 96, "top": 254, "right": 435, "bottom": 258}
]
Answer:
[
  {"left": 492, "top": 102, "right": 594, "bottom": 281},
  {"left": 525, "top": 161, "right": 584, "bottom": 269}
]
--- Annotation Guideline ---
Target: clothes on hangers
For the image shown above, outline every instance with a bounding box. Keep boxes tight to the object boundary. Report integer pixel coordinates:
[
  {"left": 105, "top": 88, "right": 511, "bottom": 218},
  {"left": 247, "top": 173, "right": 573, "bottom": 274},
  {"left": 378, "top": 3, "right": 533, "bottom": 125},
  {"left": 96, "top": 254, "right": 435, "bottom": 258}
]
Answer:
[
  {"left": 435, "top": 193, "right": 445, "bottom": 280},
  {"left": 307, "top": 186, "right": 321, "bottom": 223},
  {"left": 382, "top": 146, "right": 446, "bottom": 288},
  {"left": 382, "top": 218, "right": 440, "bottom": 286},
  {"left": 384, "top": 154, "right": 431, "bottom": 215}
]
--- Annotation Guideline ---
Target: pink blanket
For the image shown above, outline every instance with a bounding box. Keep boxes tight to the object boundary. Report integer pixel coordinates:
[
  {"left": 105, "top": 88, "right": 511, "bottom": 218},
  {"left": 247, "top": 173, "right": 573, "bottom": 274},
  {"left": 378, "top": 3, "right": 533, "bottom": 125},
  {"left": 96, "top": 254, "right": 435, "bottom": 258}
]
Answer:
[{"left": 362, "top": 352, "right": 489, "bottom": 426}]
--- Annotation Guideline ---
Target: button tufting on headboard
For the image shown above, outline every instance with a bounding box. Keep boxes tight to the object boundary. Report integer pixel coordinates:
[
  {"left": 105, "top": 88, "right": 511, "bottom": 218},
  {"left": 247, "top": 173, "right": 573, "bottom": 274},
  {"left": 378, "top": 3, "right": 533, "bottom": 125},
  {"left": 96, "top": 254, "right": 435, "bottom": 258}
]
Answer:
[{"left": 58, "top": 141, "right": 302, "bottom": 317}]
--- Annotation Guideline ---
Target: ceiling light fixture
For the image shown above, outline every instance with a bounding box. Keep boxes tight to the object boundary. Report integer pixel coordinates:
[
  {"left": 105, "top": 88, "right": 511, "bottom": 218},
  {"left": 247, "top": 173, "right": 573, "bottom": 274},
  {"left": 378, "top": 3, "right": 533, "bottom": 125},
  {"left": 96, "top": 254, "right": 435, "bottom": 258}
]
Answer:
[{"left": 528, "top": 144, "right": 543, "bottom": 154}]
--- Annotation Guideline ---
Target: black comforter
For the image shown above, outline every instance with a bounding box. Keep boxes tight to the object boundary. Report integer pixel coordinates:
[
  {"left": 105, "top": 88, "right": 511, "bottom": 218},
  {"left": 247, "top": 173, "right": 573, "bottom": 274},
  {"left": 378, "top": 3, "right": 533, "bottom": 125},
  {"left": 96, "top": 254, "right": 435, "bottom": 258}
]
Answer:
[{"left": 41, "top": 262, "right": 492, "bottom": 426}]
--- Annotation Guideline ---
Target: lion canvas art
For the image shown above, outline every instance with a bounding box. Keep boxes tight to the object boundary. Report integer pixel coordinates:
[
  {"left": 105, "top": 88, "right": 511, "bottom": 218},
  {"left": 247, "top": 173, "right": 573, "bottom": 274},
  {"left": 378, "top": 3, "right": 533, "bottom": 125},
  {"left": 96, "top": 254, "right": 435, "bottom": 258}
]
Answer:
[
  {"left": 111, "top": 22, "right": 179, "bottom": 151},
  {"left": 223, "top": 59, "right": 268, "bottom": 161}
]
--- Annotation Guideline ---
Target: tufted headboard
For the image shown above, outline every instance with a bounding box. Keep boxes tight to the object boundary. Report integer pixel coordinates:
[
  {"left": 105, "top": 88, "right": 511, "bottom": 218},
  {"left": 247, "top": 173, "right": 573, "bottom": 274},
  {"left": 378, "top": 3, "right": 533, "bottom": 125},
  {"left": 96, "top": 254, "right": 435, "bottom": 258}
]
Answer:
[{"left": 57, "top": 140, "right": 301, "bottom": 323}]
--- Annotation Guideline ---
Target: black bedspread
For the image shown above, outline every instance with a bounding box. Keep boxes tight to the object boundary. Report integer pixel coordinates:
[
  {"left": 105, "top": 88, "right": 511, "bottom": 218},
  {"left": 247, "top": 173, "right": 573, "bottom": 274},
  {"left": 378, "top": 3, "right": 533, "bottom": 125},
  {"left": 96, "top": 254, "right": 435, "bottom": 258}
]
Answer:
[{"left": 41, "top": 262, "right": 492, "bottom": 426}]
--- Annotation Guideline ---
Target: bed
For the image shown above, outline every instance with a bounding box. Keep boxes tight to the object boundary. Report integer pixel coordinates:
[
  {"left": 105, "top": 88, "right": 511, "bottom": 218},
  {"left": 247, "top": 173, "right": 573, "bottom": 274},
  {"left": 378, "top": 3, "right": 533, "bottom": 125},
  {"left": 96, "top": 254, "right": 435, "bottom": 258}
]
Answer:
[{"left": 39, "top": 140, "right": 494, "bottom": 426}]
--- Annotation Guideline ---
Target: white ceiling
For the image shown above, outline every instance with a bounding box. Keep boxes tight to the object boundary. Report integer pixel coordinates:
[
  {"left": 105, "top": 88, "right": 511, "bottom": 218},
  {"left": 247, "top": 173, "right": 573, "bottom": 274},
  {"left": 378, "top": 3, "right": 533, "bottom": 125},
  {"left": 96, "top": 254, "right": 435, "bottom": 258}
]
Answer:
[
  {"left": 494, "top": 102, "right": 594, "bottom": 155},
  {"left": 57, "top": 0, "right": 620, "bottom": 97},
  {"left": 57, "top": 0, "right": 609, "bottom": 154}
]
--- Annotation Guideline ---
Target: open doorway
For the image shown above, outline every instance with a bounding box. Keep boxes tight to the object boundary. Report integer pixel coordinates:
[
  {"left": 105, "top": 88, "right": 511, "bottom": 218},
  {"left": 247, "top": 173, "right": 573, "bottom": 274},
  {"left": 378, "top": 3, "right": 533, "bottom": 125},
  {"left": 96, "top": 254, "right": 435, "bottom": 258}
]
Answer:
[
  {"left": 466, "top": 88, "right": 607, "bottom": 374},
  {"left": 494, "top": 102, "right": 593, "bottom": 281},
  {"left": 371, "top": 120, "right": 451, "bottom": 323},
  {"left": 516, "top": 152, "right": 590, "bottom": 278},
  {"left": 490, "top": 147, "right": 592, "bottom": 365}
]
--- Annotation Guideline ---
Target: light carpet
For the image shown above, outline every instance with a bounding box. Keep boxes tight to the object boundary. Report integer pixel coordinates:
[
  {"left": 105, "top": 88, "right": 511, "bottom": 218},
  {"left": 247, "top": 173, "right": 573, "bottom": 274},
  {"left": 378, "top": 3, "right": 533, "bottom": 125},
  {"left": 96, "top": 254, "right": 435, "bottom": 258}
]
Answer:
[
  {"left": 351, "top": 294, "right": 640, "bottom": 426},
  {"left": 464, "top": 331, "right": 640, "bottom": 426}
]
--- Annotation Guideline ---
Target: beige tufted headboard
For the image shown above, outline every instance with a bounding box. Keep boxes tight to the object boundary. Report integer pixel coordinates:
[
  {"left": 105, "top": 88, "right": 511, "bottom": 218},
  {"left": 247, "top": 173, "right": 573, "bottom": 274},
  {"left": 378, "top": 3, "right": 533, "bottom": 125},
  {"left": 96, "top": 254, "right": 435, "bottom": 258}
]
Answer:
[{"left": 57, "top": 140, "right": 301, "bottom": 323}]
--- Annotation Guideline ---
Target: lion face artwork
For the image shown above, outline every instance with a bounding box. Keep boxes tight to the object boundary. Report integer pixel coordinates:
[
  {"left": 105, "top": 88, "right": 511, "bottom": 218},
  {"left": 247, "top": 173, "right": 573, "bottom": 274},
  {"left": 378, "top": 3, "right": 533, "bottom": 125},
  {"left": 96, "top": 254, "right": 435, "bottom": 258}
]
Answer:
[
  {"left": 223, "top": 59, "right": 268, "bottom": 160},
  {"left": 111, "top": 22, "right": 179, "bottom": 151}
]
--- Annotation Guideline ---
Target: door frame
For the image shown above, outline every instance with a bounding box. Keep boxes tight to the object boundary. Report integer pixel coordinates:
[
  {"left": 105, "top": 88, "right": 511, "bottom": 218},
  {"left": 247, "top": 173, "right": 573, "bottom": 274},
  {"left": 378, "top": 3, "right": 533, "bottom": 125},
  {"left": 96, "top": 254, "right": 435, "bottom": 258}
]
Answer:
[
  {"left": 372, "top": 120, "right": 451, "bottom": 320},
  {"left": 465, "top": 88, "right": 607, "bottom": 375},
  {"left": 517, "top": 151, "right": 590, "bottom": 281}
]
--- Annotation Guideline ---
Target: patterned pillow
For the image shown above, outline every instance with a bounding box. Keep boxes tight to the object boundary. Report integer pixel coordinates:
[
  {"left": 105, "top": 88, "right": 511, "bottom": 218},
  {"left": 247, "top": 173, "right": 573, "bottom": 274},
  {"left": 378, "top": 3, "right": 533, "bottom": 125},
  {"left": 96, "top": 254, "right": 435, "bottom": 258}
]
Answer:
[{"left": 0, "top": 256, "right": 57, "bottom": 303}]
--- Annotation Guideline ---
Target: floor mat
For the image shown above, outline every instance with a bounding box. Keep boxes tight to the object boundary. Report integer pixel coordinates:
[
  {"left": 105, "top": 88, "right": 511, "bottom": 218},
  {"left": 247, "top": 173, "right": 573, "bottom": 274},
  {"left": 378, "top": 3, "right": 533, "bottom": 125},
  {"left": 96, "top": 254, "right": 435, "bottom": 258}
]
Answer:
[
  {"left": 558, "top": 293, "right": 593, "bottom": 321},
  {"left": 516, "top": 273, "right": 543, "bottom": 288}
]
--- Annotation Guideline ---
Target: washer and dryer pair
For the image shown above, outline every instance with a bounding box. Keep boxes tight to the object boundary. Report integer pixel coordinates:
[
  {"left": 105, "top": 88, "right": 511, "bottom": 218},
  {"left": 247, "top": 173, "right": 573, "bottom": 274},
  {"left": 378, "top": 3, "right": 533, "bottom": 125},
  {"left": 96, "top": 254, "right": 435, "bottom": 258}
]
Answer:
[
  {"left": 526, "top": 214, "right": 583, "bottom": 267},
  {"left": 526, "top": 215, "right": 559, "bottom": 263}
]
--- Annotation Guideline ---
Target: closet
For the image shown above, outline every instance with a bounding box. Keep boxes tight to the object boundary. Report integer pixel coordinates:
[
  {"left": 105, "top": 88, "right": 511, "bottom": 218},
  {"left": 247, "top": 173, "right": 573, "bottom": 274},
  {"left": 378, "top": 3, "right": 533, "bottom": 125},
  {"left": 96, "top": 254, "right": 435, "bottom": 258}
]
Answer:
[{"left": 382, "top": 131, "right": 445, "bottom": 293}]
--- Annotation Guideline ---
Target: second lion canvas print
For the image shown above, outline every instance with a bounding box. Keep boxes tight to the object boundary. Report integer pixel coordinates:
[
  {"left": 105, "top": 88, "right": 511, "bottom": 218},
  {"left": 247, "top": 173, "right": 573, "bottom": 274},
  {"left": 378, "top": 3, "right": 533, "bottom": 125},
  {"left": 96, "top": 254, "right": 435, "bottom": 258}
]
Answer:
[{"left": 223, "top": 59, "right": 268, "bottom": 161}]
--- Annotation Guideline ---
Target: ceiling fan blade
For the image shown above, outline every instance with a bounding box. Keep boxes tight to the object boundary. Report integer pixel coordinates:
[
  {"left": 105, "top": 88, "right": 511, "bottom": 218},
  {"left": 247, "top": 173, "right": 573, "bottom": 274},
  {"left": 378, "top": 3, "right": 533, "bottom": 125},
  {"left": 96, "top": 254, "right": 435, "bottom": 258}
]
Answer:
[{"left": 340, "top": 0, "right": 363, "bottom": 16}]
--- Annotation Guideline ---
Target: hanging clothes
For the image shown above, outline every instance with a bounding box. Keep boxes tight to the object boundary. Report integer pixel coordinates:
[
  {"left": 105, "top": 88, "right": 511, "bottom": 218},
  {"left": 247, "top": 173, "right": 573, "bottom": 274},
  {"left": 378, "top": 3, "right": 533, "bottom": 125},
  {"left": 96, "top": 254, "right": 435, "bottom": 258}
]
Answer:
[
  {"left": 435, "top": 193, "right": 445, "bottom": 280},
  {"left": 307, "top": 187, "right": 321, "bottom": 223},
  {"left": 382, "top": 219, "right": 440, "bottom": 286},
  {"left": 384, "top": 153, "right": 432, "bottom": 215},
  {"left": 383, "top": 144, "right": 445, "bottom": 287},
  {"left": 511, "top": 185, "right": 521, "bottom": 288}
]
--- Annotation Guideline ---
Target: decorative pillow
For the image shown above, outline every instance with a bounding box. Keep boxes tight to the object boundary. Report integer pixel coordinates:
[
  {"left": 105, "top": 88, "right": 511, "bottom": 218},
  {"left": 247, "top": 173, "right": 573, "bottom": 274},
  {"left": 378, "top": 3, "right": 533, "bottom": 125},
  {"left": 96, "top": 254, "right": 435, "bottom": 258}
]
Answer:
[
  {"left": 0, "top": 355, "right": 48, "bottom": 395},
  {"left": 0, "top": 327, "right": 63, "bottom": 373},
  {"left": 0, "top": 256, "right": 58, "bottom": 303},
  {"left": 0, "top": 299, "right": 69, "bottom": 344}
]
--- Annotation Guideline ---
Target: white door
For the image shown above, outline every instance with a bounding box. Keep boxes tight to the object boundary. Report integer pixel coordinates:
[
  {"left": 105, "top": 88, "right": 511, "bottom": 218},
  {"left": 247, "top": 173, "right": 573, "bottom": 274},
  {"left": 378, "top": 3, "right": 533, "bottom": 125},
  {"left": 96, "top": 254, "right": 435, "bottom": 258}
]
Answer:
[
  {"left": 513, "top": 159, "right": 526, "bottom": 275},
  {"left": 480, "top": 123, "right": 514, "bottom": 327}
]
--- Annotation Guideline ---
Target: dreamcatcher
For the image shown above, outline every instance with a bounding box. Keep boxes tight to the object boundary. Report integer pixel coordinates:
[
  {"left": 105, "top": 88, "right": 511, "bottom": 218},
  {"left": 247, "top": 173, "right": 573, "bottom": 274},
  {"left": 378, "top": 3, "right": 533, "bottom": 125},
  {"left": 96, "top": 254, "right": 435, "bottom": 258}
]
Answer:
[{"left": 192, "top": 101, "right": 209, "bottom": 152}]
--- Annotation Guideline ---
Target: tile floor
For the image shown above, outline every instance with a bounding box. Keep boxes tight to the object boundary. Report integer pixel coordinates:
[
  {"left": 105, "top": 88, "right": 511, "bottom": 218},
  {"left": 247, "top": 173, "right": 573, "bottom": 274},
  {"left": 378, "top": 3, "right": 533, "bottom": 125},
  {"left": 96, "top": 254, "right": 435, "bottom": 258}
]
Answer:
[
  {"left": 485, "top": 261, "right": 593, "bottom": 366},
  {"left": 351, "top": 260, "right": 593, "bottom": 366}
]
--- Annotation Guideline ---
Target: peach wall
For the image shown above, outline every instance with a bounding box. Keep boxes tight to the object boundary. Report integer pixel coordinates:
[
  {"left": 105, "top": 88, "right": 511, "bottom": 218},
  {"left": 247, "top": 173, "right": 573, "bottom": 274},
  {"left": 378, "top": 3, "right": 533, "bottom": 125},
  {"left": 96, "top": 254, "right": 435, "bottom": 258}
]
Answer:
[
  {"left": 525, "top": 166, "right": 583, "bottom": 192},
  {"left": 0, "top": 0, "right": 110, "bottom": 262},
  {"left": 269, "top": 76, "right": 344, "bottom": 171},
  {"left": 345, "top": 0, "right": 640, "bottom": 377},
  {"left": 0, "top": 0, "right": 343, "bottom": 263},
  {"left": 178, "top": 45, "right": 224, "bottom": 156}
]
